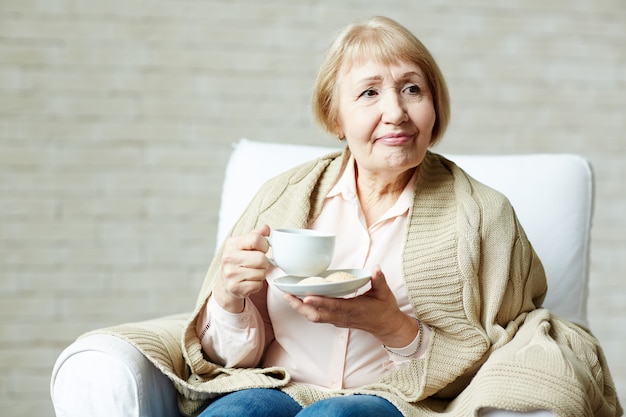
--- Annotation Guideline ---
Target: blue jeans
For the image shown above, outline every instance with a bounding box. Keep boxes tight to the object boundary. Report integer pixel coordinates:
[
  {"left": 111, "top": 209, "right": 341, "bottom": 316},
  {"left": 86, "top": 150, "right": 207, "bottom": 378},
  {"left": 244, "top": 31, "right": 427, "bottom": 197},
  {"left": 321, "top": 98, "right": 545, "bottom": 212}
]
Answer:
[{"left": 198, "top": 388, "right": 403, "bottom": 417}]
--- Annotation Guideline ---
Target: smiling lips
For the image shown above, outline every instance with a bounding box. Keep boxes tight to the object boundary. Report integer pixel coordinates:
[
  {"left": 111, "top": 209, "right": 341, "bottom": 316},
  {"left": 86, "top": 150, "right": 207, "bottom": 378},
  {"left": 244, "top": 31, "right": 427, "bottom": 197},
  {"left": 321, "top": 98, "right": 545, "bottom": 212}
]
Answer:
[{"left": 375, "top": 132, "right": 415, "bottom": 145}]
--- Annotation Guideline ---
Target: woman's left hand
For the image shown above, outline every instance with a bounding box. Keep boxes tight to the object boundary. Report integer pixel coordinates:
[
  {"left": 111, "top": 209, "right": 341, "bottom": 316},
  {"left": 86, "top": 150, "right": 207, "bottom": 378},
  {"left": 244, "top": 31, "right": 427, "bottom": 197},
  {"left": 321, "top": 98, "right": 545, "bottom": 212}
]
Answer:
[{"left": 284, "top": 265, "right": 419, "bottom": 348}]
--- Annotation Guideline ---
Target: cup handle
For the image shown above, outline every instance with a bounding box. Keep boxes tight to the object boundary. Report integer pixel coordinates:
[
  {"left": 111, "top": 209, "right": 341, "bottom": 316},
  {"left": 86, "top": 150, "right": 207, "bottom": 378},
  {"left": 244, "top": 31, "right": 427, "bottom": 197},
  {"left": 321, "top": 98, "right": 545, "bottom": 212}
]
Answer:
[{"left": 264, "top": 236, "right": 277, "bottom": 267}]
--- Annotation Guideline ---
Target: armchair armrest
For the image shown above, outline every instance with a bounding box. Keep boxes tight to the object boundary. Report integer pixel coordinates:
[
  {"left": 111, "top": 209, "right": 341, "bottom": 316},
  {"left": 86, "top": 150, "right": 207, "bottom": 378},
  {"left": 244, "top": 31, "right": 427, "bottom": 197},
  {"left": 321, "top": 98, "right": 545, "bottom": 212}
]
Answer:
[{"left": 51, "top": 334, "right": 183, "bottom": 417}]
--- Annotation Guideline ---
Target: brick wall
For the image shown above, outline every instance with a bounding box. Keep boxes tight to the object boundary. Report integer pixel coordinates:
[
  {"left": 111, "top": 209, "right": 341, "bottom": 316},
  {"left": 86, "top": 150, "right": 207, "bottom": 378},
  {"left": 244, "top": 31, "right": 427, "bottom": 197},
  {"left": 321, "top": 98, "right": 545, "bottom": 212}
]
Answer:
[{"left": 0, "top": 1, "right": 624, "bottom": 415}]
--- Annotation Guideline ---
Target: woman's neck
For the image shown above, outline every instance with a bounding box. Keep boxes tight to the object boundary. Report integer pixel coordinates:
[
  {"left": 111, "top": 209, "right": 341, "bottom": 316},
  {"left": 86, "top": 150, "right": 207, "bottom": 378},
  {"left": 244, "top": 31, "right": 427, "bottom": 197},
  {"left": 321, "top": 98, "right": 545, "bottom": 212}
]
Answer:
[{"left": 355, "top": 165, "right": 418, "bottom": 227}]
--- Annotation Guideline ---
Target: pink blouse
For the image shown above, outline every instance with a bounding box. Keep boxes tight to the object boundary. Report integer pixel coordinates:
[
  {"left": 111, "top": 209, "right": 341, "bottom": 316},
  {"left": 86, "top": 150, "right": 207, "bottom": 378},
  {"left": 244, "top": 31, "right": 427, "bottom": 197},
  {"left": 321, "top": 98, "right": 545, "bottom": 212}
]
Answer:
[{"left": 198, "top": 157, "right": 431, "bottom": 390}]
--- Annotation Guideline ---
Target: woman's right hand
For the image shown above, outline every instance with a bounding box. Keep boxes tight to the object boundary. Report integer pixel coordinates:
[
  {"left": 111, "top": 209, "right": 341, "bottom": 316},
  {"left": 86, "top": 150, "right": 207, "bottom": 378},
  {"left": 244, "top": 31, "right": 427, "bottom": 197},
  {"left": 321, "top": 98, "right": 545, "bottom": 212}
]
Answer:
[{"left": 213, "top": 224, "right": 271, "bottom": 313}]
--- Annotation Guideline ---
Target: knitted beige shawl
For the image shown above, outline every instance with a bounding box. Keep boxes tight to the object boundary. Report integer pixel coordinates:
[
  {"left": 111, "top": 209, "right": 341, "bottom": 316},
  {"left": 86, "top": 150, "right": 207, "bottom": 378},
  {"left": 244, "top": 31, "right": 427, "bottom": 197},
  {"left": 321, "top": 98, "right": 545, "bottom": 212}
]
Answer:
[{"left": 89, "top": 150, "right": 621, "bottom": 417}]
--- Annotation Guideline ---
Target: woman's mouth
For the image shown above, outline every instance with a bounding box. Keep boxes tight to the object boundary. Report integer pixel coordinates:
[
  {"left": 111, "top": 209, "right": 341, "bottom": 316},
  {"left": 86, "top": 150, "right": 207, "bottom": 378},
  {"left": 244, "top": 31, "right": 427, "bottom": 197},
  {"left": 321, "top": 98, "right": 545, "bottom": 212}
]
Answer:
[{"left": 375, "top": 132, "right": 414, "bottom": 145}]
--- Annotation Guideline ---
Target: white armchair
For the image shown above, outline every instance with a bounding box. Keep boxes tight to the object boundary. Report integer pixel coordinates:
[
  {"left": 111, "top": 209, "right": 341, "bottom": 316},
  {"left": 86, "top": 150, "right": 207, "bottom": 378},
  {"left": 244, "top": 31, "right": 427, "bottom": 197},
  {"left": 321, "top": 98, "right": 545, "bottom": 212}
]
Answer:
[{"left": 51, "top": 139, "right": 593, "bottom": 417}]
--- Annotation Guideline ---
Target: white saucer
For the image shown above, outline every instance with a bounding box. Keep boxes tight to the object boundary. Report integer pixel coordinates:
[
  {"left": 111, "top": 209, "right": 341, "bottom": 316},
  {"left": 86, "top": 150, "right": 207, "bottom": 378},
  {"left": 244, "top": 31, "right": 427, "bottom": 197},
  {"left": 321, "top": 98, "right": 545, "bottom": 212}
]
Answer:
[{"left": 273, "top": 268, "right": 371, "bottom": 298}]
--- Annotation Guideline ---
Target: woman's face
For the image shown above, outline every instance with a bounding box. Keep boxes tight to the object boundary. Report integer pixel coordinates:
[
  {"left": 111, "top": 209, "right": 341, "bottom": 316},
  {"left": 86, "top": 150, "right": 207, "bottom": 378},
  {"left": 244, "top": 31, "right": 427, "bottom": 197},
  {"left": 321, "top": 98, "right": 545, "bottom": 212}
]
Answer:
[{"left": 335, "top": 60, "right": 436, "bottom": 178}]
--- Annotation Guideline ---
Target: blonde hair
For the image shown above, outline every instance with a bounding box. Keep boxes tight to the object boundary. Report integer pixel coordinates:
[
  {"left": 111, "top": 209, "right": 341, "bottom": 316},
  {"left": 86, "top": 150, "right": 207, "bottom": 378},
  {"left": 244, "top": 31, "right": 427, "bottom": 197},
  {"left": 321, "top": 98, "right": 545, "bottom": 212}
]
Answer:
[{"left": 312, "top": 16, "right": 450, "bottom": 146}]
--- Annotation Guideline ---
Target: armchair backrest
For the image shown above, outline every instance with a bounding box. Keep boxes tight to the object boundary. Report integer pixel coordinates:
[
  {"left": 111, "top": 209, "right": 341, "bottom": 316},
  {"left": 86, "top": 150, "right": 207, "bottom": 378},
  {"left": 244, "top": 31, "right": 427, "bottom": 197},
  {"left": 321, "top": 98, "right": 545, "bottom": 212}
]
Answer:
[{"left": 218, "top": 139, "right": 593, "bottom": 327}]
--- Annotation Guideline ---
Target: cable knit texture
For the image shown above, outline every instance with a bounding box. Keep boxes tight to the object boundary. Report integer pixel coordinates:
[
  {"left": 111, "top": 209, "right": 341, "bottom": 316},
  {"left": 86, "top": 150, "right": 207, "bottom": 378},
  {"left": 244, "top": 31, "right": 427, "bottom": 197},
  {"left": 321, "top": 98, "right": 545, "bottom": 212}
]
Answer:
[{"left": 86, "top": 150, "right": 622, "bottom": 417}]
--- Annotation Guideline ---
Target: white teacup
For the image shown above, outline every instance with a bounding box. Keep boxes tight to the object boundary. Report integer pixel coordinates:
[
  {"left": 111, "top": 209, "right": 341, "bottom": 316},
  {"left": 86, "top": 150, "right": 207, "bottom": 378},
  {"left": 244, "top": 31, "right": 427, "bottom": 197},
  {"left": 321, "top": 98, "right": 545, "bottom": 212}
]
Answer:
[{"left": 266, "top": 228, "right": 335, "bottom": 277}]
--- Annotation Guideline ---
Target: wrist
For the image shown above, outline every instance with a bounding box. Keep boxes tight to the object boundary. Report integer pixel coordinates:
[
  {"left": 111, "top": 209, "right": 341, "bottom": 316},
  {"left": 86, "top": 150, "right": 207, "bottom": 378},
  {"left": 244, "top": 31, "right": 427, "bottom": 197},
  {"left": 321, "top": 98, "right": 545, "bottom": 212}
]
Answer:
[
  {"left": 213, "top": 281, "right": 246, "bottom": 313},
  {"left": 378, "top": 312, "right": 419, "bottom": 348},
  {"left": 382, "top": 318, "right": 423, "bottom": 358}
]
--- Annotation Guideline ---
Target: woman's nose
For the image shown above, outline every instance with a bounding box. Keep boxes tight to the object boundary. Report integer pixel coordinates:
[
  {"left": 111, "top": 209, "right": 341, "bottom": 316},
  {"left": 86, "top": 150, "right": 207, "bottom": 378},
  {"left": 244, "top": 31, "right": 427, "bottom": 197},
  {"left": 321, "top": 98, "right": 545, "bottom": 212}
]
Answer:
[{"left": 380, "top": 91, "right": 408, "bottom": 124}]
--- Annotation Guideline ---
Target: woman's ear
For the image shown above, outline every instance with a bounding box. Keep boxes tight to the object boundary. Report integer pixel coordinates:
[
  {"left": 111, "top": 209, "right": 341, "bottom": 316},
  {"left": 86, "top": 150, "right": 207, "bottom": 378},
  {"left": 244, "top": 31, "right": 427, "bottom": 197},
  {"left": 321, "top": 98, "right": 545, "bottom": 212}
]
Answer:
[{"left": 330, "top": 119, "right": 344, "bottom": 140}]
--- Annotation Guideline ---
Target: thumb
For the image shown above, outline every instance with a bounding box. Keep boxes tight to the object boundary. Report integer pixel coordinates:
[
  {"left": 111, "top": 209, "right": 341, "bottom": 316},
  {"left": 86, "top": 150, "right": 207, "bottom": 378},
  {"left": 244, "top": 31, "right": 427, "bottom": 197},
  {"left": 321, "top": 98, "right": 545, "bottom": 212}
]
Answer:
[
  {"left": 369, "top": 265, "right": 389, "bottom": 290},
  {"left": 256, "top": 224, "right": 271, "bottom": 236}
]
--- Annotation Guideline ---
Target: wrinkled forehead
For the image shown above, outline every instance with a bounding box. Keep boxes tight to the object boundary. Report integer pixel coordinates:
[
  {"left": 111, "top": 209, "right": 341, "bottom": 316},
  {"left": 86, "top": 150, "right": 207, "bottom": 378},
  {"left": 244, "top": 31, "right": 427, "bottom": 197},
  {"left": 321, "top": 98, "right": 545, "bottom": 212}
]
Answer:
[{"left": 335, "top": 60, "right": 426, "bottom": 93}]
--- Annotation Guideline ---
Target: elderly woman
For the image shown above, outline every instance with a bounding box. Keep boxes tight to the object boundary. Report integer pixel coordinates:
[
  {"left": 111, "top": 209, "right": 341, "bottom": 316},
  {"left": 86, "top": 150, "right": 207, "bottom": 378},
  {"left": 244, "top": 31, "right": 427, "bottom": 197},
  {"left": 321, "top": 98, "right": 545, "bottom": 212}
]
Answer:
[
  {"left": 183, "top": 16, "right": 620, "bottom": 417},
  {"left": 89, "top": 16, "right": 620, "bottom": 417}
]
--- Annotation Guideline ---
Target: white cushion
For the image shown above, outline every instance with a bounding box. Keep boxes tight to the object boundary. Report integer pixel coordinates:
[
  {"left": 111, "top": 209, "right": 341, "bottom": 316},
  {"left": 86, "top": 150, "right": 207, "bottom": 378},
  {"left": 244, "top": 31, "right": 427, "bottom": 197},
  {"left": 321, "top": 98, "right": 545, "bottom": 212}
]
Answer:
[{"left": 218, "top": 139, "right": 592, "bottom": 326}]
